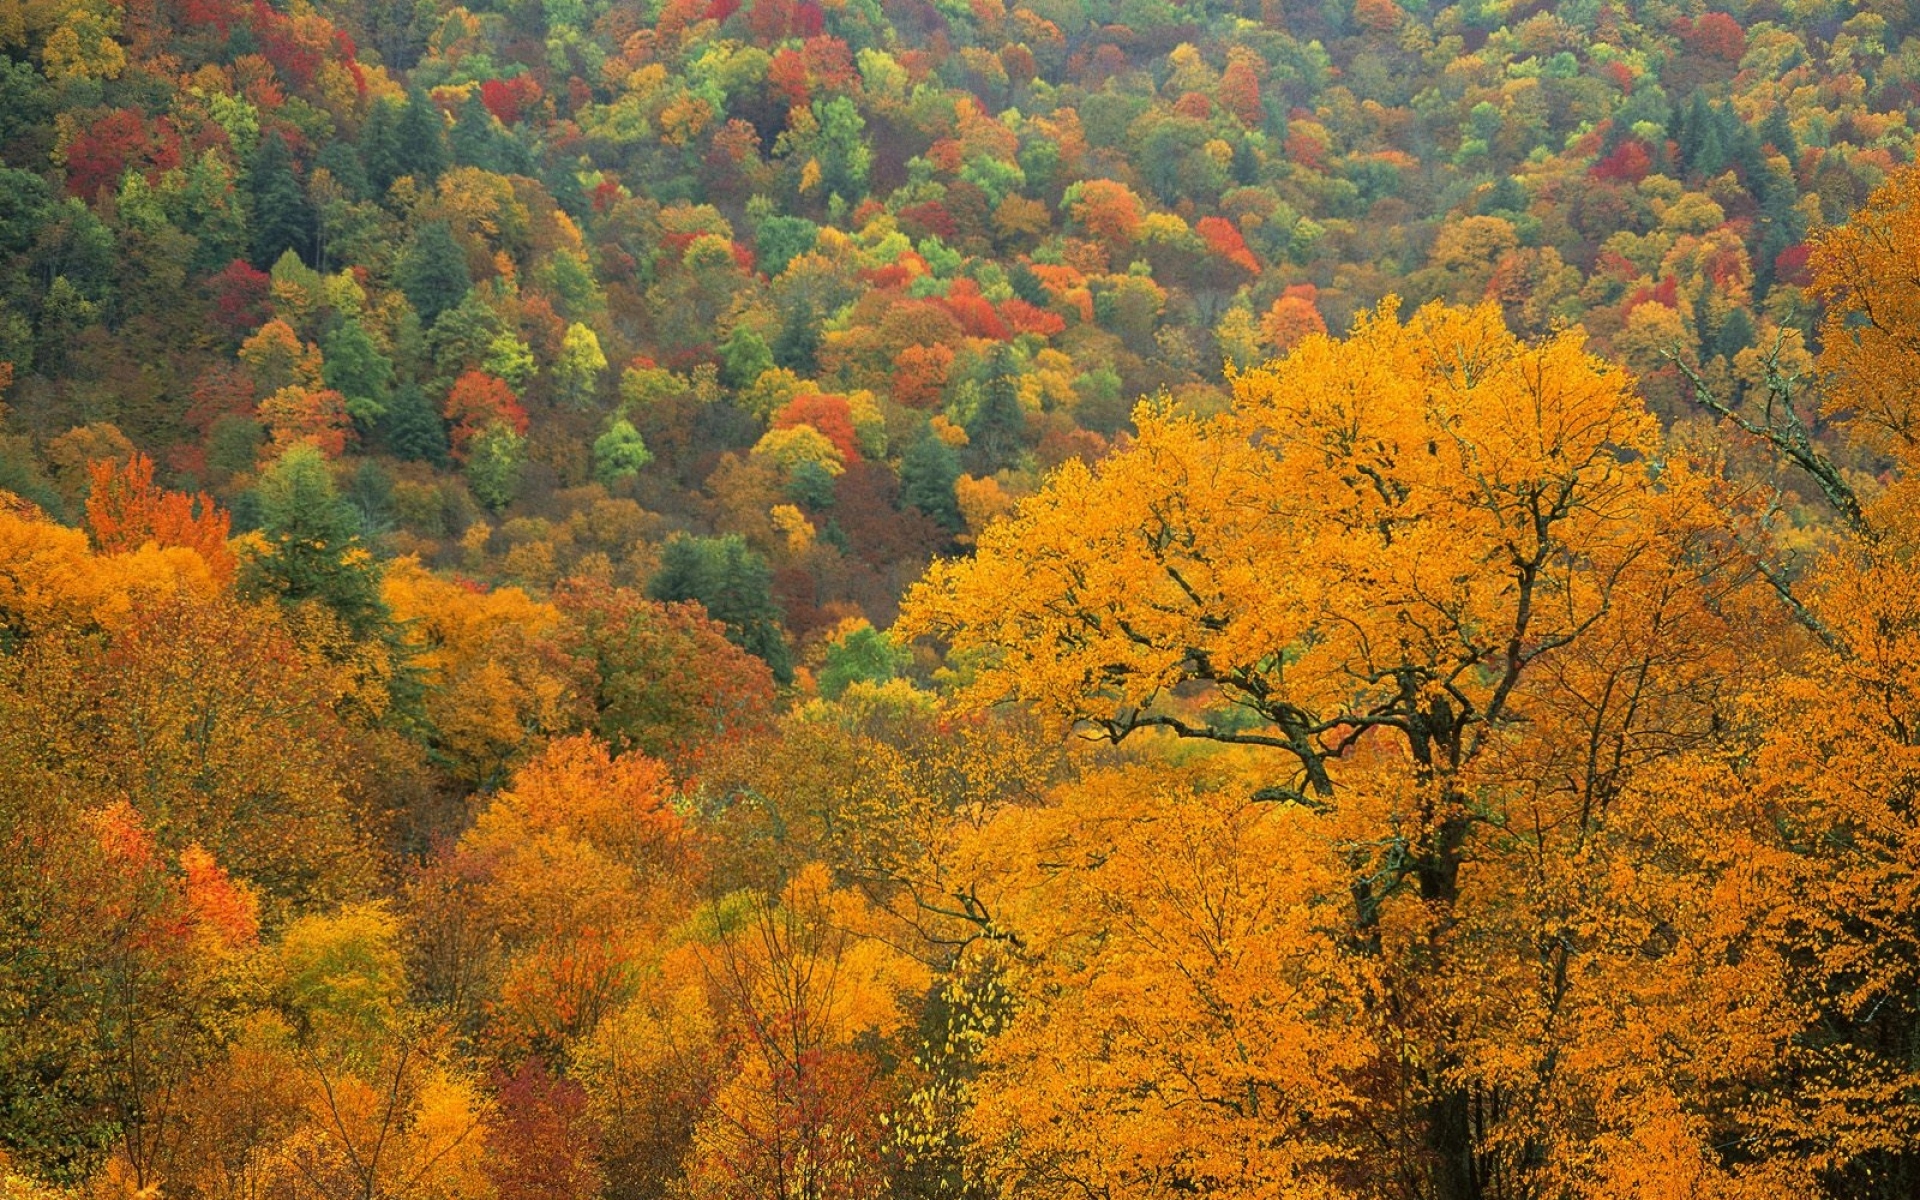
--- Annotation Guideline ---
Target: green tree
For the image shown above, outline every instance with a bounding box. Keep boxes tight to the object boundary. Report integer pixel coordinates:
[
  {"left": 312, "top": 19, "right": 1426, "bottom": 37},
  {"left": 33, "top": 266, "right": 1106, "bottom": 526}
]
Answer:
[
  {"left": 322, "top": 317, "right": 395, "bottom": 426},
  {"left": 359, "top": 97, "right": 405, "bottom": 194},
  {"left": 721, "top": 325, "right": 774, "bottom": 389},
  {"left": 249, "top": 131, "right": 312, "bottom": 268},
  {"left": 649, "top": 534, "right": 792, "bottom": 683},
  {"left": 379, "top": 383, "right": 450, "bottom": 466},
  {"left": 964, "top": 343, "right": 1026, "bottom": 471},
  {"left": 592, "top": 418, "right": 652, "bottom": 484},
  {"left": 243, "top": 443, "right": 388, "bottom": 640},
  {"left": 450, "top": 92, "right": 505, "bottom": 172},
  {"left": 553, "top": 321, "right": 608, "bottom": 409},
  {"left": 395, "top": 88, "right": 448, "bottom": 186},
  {"left": 396, "top": 220, "right": 471, "bottom": 327},
  {"left": 754, "top": 215, "right": 818, "bottom": 278},
  {"left": 814, "top": 96, "right": 872, "bottom": 202},
  {"left": 899, "top": 430, "right": 961, "bottom": 531},
  {"left": 817, "top": 623, "right": 909, "bottom": 699},
  {"left": 464, "top": 421, "right": 526, "bottom": 511}
]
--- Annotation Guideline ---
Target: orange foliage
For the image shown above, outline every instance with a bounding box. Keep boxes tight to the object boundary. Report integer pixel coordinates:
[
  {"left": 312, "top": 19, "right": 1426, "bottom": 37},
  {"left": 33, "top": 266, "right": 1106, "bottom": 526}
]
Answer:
[{"left": 86, "top": 453, "right": 236, "bottom": 584}]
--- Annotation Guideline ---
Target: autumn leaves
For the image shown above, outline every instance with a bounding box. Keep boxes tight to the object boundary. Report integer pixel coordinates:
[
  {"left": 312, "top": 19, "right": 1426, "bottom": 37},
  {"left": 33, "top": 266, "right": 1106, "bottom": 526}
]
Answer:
[{"left": 895, "top": 279, "right": 1915, "bottom": 1194}]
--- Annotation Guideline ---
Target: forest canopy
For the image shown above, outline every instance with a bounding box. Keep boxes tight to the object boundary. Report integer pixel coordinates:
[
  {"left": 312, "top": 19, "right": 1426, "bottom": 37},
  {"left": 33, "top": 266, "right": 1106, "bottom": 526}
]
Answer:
[{"left": 7, "top": 0, "right": 1920, "bottom": 1195}]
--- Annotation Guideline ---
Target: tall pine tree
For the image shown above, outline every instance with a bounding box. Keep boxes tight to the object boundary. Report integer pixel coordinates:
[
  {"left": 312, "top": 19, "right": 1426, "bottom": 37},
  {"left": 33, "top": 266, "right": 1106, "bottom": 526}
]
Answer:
[{"left": 249, "top": 132, "right": 312, "bottom": 269}]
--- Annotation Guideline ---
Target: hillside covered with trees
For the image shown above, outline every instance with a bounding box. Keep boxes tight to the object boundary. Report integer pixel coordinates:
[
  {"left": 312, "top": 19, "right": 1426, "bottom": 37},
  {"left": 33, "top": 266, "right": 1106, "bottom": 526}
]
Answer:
[{"left": 7, "top": 0, "right": 1920, "bottom": 1195}]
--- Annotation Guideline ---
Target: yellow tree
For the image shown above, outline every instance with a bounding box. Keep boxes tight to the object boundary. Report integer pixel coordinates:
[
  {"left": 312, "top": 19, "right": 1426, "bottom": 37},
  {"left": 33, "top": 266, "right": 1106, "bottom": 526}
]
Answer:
[
  {"left": 951, "top": 761, "right": 1376, "bottom": 1198},
  {"left": 903, "top": 299, "right": 1766, "bottom": 1197},
  {"left": 1617, "top": 161, "right": 1920, "bottom": 1196}
]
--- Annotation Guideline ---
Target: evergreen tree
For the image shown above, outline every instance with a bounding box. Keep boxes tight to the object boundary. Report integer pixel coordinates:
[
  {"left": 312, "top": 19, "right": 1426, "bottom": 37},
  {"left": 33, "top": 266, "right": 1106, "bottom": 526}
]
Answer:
[
  {"left": 785, "top": 459, "right": 836, "bottom": 509},
  {"left": 772, "top": 300, "right": 820, "bottom": 373},
  {"left": 243, "top": 444, "right": 388, "bottom": 640},
  {"left": 649, "top": 534, "right": 793, "bottom": 683},
  {"left": 1009, "top": 260, "right": 1048, "bottom": 305},
  {"left": 360, "top": 97, "right": 405, "bottom": 194},
  {"left": 322, "top": 317, "right": 395, "bottom": 426},
  {"left": 966, "top": 343, "right": 1027, "bottom": 470},
  {"left": 899, "top": 430, "right": 962, "bottom": 531},
  {"left": 450, "top": 92, "right": 504, "bottom": 172},
  {"left": 249, "top": 132, "right": 311, "bottom": 269},
  {"left": 1761, "top": 106, "right": 1800, "bottom": 165},
  {"left": 396, "top": 220, "right": 471, "bottom": 327},
  {"left": 1677, "top": 93, "right": 1712, "bottom": 171},
  {"left": 395, "top": 88, "right": 448, "bottom": 186},
  {"left": 1714, "top": 306, "right": 1755, "bottom": 363},
  {"left": 380, "top": 383, "right": 450, "bottom": 466},
  {"left": 313, "top": 141, "right": 370, "bottom": 202}
]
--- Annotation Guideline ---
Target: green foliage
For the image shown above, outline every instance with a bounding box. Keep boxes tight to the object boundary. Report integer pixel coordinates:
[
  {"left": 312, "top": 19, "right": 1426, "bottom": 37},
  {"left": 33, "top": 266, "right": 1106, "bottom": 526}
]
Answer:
[
  {"left": 395, "top": 88, "right": 449, "bottom": 186},
  {"left": 244, "top": 444, "right": 390, "bottom": 640},
  {"left": 649, "top": 534, "right": 793, "bottom": 683},
  {"left": 592, "top": 417, "right": 652, "bottom": 484},
  {"left": 756, "top": 215, "right": 818, "bottom": 278},
  {"left": 396, "top": 220, "right": 471, "bottom": 327},
  {"left": 322, "top": 317, "right": 395, "bottom": 425},
  {"left": 248, "top": 131, "right": 311, "bottom": 268},
  {"left": 280, "top": 902, "right": 406, "bottom": 1043},
  {"left": 817, "top": 623, "right": 910, "bottom": 699},
  {"left": 899, "top": 431, "right": 962, "bottom": 531},
  {"left": 463, "top": 421, "right": 527, "bottom": 511}
]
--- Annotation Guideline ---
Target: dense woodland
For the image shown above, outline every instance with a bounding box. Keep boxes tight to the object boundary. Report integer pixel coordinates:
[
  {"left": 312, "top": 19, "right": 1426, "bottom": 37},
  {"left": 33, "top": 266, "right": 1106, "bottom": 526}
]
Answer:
[{"left": 7, "top": 0, "right": 1920, "bottom": 1194}]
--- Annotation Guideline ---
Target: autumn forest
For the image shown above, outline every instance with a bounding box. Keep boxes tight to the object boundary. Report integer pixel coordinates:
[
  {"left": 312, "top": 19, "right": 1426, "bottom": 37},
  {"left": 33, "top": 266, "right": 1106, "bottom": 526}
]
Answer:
[{"left": 3, "top": 0, "right": 1920, "bottom": 1194}]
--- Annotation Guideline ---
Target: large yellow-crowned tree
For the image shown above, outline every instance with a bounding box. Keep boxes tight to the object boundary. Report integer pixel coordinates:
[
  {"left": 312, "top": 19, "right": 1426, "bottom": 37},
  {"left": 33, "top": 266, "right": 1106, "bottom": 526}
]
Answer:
[{"left": 903, "top": 300, "right": 1774, "bottom": 1198}]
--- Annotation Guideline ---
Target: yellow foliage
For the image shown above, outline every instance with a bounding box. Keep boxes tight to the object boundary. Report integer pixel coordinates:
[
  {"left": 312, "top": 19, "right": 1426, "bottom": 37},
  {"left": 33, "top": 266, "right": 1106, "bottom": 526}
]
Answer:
[
  {"left": 751, "top": 424, "right": 845, "bottom": 476},
  {"left": 381, "top": 557, "right": 585, "bottom": 783},
  {"left": 0, "top": 504, "right": 220, "bottom": 638}
]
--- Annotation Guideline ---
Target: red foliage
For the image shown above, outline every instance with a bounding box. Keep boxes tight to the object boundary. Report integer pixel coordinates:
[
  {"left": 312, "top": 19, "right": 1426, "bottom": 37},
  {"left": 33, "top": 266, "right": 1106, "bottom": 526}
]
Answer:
[
  {"left": 1682, "top": 11, "right": 1747, "bottom": 63},
  {"left": 892, "top": 344, "right": 954, "bottom": 408},
  {"left": 941, "top": 278, "right": 1011, "bottom": 340},
  {"left": 172, "top": 0, "right": 247, "bottom": 35},
  {"left": 65, "top": 109, "right": 149, "bottom": 200},
  {"left": 774, "top": 392, "right": 862, "bottom": 462},
  {"left": 745, "top": 0, "right": 823, "bottom": 44},
  {"left": 209, "top": 260, "right": 273, "bottom": 339},
  {"left": 1774, "top": 243, "right": 1813, "bottom": 287},
  {"left": 1001, "top": 297, "right": 1066, "bottom": 337},
  {"left": 1173, "top": 91, "right": 1213, "bottom": 120},
  {"left": 801, "top": 35, "right": 859, "bottom": 93},
  {"left": 481, "top": 76, "right": 544, "bottom": 125},
  {"left": 768, "top": 47, "right": 810, "bottom": 107},
  {"left": 1624, "top": 276, "right": 1680, "bottom": 316},
  {"left": 1591, "top": 139, "right": 1652, "bottom": 185},
  {"left": 1218, "top": 56, "right": 1263, "bottom": 127},
  {"left": 444, "top": 371, "right": 529, "bottom": 460},
  {"left": 860, "top": 260, "right": 919, "bottom": 289},
  {"left": 899, "top": 201, "right": 959, "bottom": 241},
  {"left": 251, "top": 0, "right": 323, "bottom": 88},
  {"left": 485, "top": 1061, "right": 603, "bottom": 1200}
]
